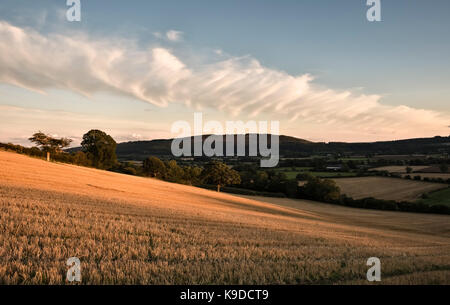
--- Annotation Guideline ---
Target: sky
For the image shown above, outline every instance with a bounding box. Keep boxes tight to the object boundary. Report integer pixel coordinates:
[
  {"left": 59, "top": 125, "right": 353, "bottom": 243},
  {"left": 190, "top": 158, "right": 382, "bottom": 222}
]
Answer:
[{"left": 0, "top": 0, "right": 449, "bottom": 146}]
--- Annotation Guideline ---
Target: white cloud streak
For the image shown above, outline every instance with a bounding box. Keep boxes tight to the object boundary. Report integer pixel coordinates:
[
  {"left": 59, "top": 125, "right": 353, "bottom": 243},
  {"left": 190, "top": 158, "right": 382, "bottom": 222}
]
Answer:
[
  {"left": 166, "top": 30, "right": 183, "bottom": 42},
  {"left": 0, "top": 21, "right": 448, "bottom": 141}
]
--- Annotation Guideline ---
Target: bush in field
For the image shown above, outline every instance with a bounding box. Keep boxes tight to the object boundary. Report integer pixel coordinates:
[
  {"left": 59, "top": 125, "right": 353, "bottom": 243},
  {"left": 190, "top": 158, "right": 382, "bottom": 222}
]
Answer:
[
  {"left": 182, "top": 166, "right": 202, "bottom": 185},
  {"left": 284, "top": 179, "right": 299, "bottom": 198},
  {"left": 72, "top": 151, "right": 91, "bottom": 166},
  {"left": 164, "top": 160, "right": 185, "bottom": 182},
  {"left": 300, "top": 176, "right": 341, "bottom": 202},
  {"left": 30, "top": 147, "right": 44, "bottom": 157},
  {"left": 143, "top": 156, "right": 166, "bottom": 178},
  {"left": 122, "top": 166, "right": 137, "bottom": 175}
]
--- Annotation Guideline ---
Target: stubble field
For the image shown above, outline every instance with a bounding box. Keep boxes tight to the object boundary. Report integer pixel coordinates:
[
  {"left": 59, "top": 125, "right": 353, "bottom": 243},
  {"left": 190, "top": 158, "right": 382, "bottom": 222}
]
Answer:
[
  {"left": 332, "top": 176, "right": 447, "bottom": 202},
  {"left": 0, "top": 151, "right": 449, "bottom": 284}
]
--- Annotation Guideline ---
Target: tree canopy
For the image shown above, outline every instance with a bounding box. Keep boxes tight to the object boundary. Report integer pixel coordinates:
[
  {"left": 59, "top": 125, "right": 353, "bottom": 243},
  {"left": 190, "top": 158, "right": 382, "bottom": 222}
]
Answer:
[
  {"left": 301, "top": 176, "right": 341, "bottom": 202},
  {"left": 29, "top": 131, "right": 72, "bottom": 152},
  {"left": 201, "top": 161, "right": 241, "bottom": 192},
  {"left": 29, "top": 131, "right": 72, "bottom": 161},
  {"left": 81, "top": 130, "right": 117, "bottom": 169},
  {"left": 143, "top": 156, "right": 166, "bottom": 178}
]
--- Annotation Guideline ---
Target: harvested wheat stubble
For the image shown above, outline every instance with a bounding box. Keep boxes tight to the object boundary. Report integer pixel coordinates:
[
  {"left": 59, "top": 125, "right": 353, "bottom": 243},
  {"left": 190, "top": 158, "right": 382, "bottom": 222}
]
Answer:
[
  {"left": 333, "top": 176, "right": 447, "bottom": 202},
  {"left": 0, "top": 151, "right": 449, "bottom": 284}
]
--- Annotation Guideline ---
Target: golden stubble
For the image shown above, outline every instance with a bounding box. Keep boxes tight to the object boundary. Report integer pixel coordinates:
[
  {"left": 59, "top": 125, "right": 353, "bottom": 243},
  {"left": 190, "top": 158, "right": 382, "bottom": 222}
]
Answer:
[{"left": 0, "top": 151, "right": 449, "bottom": 284}]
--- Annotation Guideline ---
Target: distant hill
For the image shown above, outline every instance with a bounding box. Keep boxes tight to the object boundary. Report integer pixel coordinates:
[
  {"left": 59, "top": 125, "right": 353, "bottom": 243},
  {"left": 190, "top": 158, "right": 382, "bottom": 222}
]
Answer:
[{"left": 68, "top": 134, "right": 450, "bottom": 161}]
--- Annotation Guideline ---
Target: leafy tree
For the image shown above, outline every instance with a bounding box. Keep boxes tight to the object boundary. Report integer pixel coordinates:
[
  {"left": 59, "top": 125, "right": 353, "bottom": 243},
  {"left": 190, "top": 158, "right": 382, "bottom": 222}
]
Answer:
[
  {"left": 143, "top": 156, "right": 166, "bottom": 178},
  {"left": 164, "top": 160, "right": 185, "bottom": 182},
  {"left": 266, "top": 171, "right": 288, "bottom": 193},
  {"left": 254, "top": 171, "right": 269, "bottom": 189},
  {"left": 202, "top": 161, "right": 241, "bottom": 192},
  {"left": 296, "top": 172, "right": 313, "bottom": 181},
  {"left": 301, "top": 176, "right": 340, "bottom": 202},
  {"left": 406, "top": 166, "right": 413, "bottom": 174},
  {"left": 28, "top": 131, "right": 72, "bottom": 161},
  {"left": 72, "top": 151, "right": 91, "bottom": 166},
  {"left": 439, "top": 163, "right": 449, "bottom": 173},
  {"left": 81, "top": 130, "right": 117, "bottom": 169},
  {"left": 182, "top": 166, "right": 203, "bottom": 185}
]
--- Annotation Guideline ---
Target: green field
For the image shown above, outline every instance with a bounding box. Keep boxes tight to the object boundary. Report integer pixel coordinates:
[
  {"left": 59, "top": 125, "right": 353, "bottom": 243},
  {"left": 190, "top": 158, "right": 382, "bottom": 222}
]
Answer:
[
  {"left": 418, "top": 187, "right": 450, "bottom": 207},
  {"left": 339, "top": 157, "right": 369, "bottom": 162}
]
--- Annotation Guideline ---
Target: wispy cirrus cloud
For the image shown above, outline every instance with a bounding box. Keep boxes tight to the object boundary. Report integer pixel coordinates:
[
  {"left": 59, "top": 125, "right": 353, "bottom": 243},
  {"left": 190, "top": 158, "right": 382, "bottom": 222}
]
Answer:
[
  {"left": 166, "top": 30, "right": 183, "bottom": 42},
  {"left": 0, "top": 21, "right": 448, "bottom": 141}
]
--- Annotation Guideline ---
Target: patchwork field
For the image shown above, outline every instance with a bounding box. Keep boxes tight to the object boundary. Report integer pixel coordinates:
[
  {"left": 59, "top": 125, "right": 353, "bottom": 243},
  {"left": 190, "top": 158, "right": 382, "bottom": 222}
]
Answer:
[
  {"left": 333, "top": 177, "right": 447, "bottom": 202},
  {"left": 369, "top": 166, "right": 430, "bottom": 173},
  {"left": 0, "top": 151, "right": 449, "bottom": 284},
  {"left": 418, "top": 188, "right": 450, "bottom": 207},
  {"left": 401, "top": 173, "right": 450, "bottom": 180},
  {"left": 274, "top": 167, "right": 357, "bottom": 179}
]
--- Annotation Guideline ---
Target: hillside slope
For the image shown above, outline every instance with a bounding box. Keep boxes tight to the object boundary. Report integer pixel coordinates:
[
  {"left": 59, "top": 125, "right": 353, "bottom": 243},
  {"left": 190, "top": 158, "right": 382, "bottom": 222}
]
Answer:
[
  {"left": 0, "top": 151, "right": 449, "bottom": 284},
  {"left": 67, "top": 134, "right": 450, "bottom": 160}
]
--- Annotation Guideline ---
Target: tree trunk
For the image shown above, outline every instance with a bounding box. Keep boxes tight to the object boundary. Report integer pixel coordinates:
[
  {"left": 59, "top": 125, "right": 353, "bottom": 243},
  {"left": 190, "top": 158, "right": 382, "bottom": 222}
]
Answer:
[
  {"left": 217, "top": 184, "right": 221, "bottom": 192},
  {"left": 46, "top": 152, "right": 50, "bottom": 162}
]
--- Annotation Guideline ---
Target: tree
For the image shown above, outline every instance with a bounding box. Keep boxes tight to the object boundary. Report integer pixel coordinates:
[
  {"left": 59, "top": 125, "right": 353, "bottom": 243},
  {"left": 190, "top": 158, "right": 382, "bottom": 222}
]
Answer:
[
  {"left": 164, "top": 160, "right": 185, "bottom": 182},
  {"left": 201, "top": 161, "right": 241, "bottom": 192},
  {"left": 406, "top": 166, "right": 413, "bottom": 174},
  {"left": 439, "top": 163, "right": 449, "bottom": 173},
  {"left": 72, "top": 151, "right": 91, "bottom": 166},
  {"left": 296, "top": 172, "right": 313, "bottom": 181},
  {"left": 143, "top": 156, "right": 166, "bottom": 178},
  {"left": 182, "top": 166, "right": 203, "bottom": 185},
  {"left": 29, "top": 131, "right": 72, "bottom": 161},
  {"left": 301, "top": 176, "right": 341, "bottom": 202},
  {"left": 81, "top": 130, "right": 117, "bottom": 169}
]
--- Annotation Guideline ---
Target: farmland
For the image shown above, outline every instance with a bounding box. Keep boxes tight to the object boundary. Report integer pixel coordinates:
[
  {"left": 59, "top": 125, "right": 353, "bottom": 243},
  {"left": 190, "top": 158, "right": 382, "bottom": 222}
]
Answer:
[
  {"left": 274, "top": 167, "right": 357, "bottom": 179},
  {"left": 369, "top": 166, "right": 430, "bottom": 173},
  {"left": 418, "top": 188, "right": 450, "bottom": 207},
  {"left": 0, "top": 151, "right": 449, "bottom": 284},
  {"left": 401, "top": 173, "right": 450, "bottom": 180},
  {"left": 332, "top": 177, "right": 447, "bottom": 202}
]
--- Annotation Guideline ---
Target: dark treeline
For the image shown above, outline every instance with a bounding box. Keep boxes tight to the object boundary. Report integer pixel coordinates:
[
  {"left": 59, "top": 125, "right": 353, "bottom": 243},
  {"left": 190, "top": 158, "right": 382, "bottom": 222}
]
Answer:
[{"left": 86, "top": 134, "right": 450, "bottom": 161}]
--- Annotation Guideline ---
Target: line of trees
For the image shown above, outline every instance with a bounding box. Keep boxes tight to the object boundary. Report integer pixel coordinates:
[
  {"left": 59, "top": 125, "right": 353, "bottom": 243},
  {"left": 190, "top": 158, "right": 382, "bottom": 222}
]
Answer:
[
  {"left": 142, "top": 157, "right": 240, "bottom": 192},
  {"left": 2, "top": 129, "right": 449, "bottom": 215},
  {"left": 2, "top": 129, "right": 118, "bottom": 169},
  {"left": 28, "top": 131, "right": 72, "bottom": 161}
]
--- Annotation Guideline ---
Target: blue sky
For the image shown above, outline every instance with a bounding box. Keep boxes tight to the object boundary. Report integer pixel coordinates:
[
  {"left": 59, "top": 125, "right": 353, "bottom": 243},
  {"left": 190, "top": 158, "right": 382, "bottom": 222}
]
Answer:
[{"left": 0, "top": 0, "right": 449, "bottom": 145}]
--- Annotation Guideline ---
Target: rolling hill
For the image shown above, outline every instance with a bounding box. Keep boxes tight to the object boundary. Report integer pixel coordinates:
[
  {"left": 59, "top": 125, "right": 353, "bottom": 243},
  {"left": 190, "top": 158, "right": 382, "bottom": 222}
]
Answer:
[
  {"left": 69, "top": 134, "right": 450, "bottom": 161},
  {"left": 0, "top": 150, "right": 449, "bottom": 284}
]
